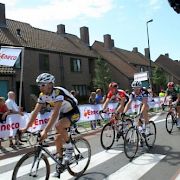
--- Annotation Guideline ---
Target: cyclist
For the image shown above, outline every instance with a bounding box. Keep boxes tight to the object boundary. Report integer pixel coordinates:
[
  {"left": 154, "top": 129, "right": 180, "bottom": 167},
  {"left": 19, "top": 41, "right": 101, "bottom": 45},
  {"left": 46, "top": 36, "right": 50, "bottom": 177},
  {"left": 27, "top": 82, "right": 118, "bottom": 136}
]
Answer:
[
  {"left": 102, "top": 82, "right": 129, "bottom": 117},
  {"left": 122, "top": 80, "right": 150, "bottom": 134},
  {"left": 163, "top": 82, "right": 180, "bottom": 127},
  {"left": 20, "top": 73, "right": 80, "bottom": 177}
]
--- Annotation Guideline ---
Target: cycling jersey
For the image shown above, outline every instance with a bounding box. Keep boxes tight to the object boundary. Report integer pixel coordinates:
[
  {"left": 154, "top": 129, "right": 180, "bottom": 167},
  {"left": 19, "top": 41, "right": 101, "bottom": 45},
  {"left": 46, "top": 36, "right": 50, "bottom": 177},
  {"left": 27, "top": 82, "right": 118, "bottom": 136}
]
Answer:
[
  {"left": 129, "top": 88, "right": 149, "bottom": 102},
  {"left": 166, "top": 88, "right": 178, "bottom": 99},
  {"left": 107, "top": 89, "right": 129, "bottom": 102},
  {"left": 166, "top": 88, "right": 180, "bottom": 105},
  {"left": 37, "top": 87, "right": 79, "bottom": 123}
]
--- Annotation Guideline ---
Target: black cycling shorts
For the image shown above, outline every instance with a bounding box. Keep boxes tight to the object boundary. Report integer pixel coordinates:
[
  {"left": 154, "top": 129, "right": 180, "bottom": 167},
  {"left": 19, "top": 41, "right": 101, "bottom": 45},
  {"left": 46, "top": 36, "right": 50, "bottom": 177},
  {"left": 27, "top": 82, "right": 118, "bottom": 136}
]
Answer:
[{"left": 59, "top": 106, "right": 80, "bottom": 124}]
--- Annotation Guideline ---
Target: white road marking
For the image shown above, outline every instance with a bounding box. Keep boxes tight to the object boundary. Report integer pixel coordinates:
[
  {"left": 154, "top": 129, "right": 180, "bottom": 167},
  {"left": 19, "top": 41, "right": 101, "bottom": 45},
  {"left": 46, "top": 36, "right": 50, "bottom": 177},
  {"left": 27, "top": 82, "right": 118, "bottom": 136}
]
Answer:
[
  {"left": 39, "top": 149, "right": 123, "bottom": 180},
  {"left": 104, "top": 153, "right": 166, "bottom": 180}
]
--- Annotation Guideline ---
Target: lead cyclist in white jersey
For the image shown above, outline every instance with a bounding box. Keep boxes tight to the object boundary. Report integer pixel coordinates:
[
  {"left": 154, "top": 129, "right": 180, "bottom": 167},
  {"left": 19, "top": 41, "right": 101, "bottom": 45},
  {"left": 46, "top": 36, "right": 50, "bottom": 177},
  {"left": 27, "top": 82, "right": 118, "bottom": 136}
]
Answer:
[
  {"left": 123, "top": 81, "right": 150, "bottom": 134},
  {"left": 21, "top": 73, "right": 80, "bottom": 177}
]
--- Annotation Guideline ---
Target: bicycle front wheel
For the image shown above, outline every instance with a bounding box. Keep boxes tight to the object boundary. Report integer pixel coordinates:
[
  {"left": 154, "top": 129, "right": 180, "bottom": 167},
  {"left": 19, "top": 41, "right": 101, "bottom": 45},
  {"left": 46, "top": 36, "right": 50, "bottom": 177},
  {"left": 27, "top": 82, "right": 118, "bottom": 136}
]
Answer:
[
  {"left": 12, "top": 151, "right": 50, "bottom": 180},
  {"left": 100, "top": 122, "right": 115, "bottom": 150},
  {"left": 145, "top": 121, "right": 156, "bottom": 148},
  {"left": 124, "top": 126, "right": 139, "bottom": 160},
  {"left": 166, "top": 112, "right": 174, "bottom": 134},
  {"left": 67, "top": 137, "right": 91, "bottom": 177},
  {"left": 122, "top": 118, "right": 133, "bottom": 139}
]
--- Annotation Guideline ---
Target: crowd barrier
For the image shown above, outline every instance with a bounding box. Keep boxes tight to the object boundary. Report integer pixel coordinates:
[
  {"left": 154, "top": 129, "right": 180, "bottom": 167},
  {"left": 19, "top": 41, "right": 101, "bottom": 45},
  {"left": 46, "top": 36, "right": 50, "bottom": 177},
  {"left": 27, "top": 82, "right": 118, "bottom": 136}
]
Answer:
[{"left": 0, "top": 97, "right": 165, "bottom": 138}]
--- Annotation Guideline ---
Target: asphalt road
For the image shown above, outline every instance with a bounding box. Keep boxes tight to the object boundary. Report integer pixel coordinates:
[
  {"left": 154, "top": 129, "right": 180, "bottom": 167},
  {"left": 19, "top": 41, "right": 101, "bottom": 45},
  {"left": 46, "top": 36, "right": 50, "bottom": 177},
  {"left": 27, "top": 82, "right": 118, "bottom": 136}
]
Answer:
[{"left": 0, "top": 112, "right": 180, "bottom": 180}]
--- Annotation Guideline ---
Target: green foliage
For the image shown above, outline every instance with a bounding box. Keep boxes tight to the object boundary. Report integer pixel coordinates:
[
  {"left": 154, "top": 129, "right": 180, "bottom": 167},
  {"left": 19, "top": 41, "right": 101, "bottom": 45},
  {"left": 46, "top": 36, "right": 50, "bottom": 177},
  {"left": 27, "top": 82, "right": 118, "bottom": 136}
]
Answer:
[
  {"left": 93, "top": 57, "right": 112, "bottom": 94},
  {"left": 152, "top": 66, "right": 167, "bottom": 88}
]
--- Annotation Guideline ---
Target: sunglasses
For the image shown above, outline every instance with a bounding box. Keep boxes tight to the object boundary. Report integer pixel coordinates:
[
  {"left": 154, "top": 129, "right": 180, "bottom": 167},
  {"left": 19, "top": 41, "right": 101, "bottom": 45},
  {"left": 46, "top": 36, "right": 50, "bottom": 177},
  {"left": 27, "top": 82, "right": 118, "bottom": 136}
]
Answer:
[{"left": 38, "top": 83, "right": 47, "bottom": 87}]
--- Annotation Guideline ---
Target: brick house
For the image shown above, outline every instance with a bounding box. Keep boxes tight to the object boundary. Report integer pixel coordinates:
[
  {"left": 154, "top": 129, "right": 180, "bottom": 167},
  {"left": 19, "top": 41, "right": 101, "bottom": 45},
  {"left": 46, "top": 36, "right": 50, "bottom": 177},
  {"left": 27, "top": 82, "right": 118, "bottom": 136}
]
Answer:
[
  {"left": 155, "top": 54, "right": 180, "bottom": 85},
  {"left": 92, "top": 34, "right": 154, "bottom": 90},
  {"left": 0, "top": 3, "right": 158, "bottom": 111}
]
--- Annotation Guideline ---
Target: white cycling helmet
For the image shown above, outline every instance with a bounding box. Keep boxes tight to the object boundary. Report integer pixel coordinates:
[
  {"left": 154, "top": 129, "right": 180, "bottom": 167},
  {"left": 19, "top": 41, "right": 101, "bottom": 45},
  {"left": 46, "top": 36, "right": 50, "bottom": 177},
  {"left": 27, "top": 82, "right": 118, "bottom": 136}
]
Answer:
[
  {"left": 36, "top": 73, "right": 55, "bottom": 84},
  {"left": 131, "top": 80, "right": 142, "bottom": 88}
]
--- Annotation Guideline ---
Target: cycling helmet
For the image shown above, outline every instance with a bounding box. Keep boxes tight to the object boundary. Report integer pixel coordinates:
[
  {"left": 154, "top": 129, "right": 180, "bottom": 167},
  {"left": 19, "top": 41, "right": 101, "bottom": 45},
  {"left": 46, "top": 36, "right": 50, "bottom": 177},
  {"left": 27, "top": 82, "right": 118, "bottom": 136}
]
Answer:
[
  {"left": 167, "top": 82, "right": 174, "bottom": 88},
  {"left": 36, "top": 73, "right": 55, "bottom": 84},
  {"left": 109, "top": 82, "right": 118, "bottom": 89},
  {"left": 131, "top": 81, "right": 142, "bottom": 88}
]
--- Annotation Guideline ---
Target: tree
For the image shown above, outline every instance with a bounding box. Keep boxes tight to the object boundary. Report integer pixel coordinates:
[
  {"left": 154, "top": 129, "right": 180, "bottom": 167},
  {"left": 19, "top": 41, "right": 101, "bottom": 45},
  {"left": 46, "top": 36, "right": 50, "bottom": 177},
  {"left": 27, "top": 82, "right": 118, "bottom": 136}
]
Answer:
[
  {"left": 152, "top": 66, "right": 167, "bottom": 90},
  {"left": 93, "top": 57, "right": 112, "bottom": 94}
]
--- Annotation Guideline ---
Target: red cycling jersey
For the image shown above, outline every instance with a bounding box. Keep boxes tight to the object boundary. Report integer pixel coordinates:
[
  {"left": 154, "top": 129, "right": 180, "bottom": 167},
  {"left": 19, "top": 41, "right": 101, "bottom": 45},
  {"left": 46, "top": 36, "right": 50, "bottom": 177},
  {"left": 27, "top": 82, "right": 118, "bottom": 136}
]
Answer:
[{"left": 107, "top": 89, "right": 129, "bottom": 101}]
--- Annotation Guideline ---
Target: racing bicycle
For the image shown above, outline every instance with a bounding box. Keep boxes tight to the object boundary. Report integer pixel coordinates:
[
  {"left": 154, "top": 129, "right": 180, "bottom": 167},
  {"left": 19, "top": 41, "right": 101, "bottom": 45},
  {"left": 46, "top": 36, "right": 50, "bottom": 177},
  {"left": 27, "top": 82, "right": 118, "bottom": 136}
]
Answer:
[
  {"left": 162, "top": 104, "right": 179, "bottom": 134},
  {"left": 124, "top": 113, "right": 156, "bottom": 160},
  {"left": 99, "top": 111, "right": 133, "bottom": 150},
  {"left": 12, "top": 127, "right": 91, "bottom": 180}
]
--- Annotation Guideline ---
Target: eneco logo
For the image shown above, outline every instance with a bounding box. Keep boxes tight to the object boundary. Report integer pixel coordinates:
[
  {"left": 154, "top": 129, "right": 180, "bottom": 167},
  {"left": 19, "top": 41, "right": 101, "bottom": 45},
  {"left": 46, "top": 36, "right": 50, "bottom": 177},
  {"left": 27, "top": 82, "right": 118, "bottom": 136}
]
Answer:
[
  {"left": 0, "top": 53, "right": 17, "bottom": 60},
  {"left": 83, "top": 109, "right": 99, "bottom": 119}
]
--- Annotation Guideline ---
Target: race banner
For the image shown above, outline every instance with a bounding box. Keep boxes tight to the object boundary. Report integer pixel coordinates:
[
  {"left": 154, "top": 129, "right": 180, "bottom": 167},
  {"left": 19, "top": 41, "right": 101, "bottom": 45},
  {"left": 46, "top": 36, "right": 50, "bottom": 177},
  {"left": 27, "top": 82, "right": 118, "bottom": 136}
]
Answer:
[
  {"left": 0, "top": 47, "right": 22, "bottom": 66},
  {"left": 0, "top": 97, "right": 164, "bottom": 138}
]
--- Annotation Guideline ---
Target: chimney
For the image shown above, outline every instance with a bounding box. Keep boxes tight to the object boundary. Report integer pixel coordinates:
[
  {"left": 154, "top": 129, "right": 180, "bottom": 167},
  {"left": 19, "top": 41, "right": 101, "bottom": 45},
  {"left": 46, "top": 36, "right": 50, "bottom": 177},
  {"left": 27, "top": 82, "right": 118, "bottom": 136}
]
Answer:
[
  {"left": 144, "top": 48, "right": 150, "bottom": 59},
  {"left": 165, "top": 53, "right": 169, "bottom": 58},
  {"left": 57, "top": 24, "right": 65, "bottom": 34},
  {"left": 111, "top": 39, "right": 114, "bottom": 48},
  {"left": 0, "top": 3, "right": 6, "bottom": 28},
  {"left": 133, "top": 47, "right": 138, "bottom": 53},
  {"left": 104, "top": 34, "right": 112, "bottom": 50},
  {"left": 80, "top": 26, "right": 90, "bottom": 45}
]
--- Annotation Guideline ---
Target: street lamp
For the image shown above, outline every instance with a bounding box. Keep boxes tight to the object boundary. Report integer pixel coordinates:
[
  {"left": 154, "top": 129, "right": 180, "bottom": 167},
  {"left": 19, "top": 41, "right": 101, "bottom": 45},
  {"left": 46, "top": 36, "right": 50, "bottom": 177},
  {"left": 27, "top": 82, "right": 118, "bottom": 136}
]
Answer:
[{"left": 146, "top": 19, "right": 153, "bottom": 88}]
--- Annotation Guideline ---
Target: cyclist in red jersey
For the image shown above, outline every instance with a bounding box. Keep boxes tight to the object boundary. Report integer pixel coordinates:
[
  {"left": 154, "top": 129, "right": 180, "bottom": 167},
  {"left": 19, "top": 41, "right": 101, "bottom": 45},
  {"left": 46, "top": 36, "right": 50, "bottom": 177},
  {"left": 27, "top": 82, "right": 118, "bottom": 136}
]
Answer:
[{"left": 102, "top": 82, "right": 129, "bottom": 116}]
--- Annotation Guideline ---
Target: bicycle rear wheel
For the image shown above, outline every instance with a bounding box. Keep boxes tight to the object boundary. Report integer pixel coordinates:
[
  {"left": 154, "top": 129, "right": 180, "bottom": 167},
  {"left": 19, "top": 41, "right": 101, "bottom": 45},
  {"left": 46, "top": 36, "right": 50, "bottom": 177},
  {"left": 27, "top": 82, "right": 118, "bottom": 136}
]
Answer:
[
  {"left": 12, "top": 151, "right": 50, "bottom": 180},
  {"left": 145, "top": 121, "right": 156, "bottom": 148},
  {"left": 124, "top": 126, "right": 139, "bottom": 160},
  {"left": 100, "top": 122, "right": 115, "bottom": 150},
  {"left": 67, "top": 137, "right": 91, "bottom": 177},
  {"left": 166, "top": 112, "right": 174, "bottom": 134}
]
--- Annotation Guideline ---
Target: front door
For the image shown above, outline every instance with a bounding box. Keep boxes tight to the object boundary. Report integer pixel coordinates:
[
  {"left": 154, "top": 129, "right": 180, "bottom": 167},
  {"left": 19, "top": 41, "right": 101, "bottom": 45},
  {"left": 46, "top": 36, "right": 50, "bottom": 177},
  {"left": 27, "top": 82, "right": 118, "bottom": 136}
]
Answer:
[{"left": 0, "top": 80, "right": 9, "bottom": 99}]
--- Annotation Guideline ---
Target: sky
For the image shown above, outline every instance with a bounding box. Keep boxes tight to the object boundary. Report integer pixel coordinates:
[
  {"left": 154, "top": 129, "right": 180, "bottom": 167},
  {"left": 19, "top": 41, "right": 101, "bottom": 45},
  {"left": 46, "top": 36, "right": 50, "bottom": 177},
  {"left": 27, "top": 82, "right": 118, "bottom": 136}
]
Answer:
[{"left": 1, "top": 0, "right": 180, "bottom": 61}]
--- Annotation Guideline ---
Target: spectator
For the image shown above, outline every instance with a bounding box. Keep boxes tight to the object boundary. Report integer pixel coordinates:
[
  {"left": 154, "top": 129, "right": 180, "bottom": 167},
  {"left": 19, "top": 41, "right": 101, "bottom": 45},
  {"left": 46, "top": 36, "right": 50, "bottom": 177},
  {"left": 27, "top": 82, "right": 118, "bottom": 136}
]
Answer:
[
  {"left": 0, "top": 97, "right": 11, "bottom": 148},
  {"left": 159, "top": 89, "right": 165, "bottom": 97},
  {"left": 5, "top": 91, "right": 24, "bottom": 146},
  {"left": 6, "top": 91, "right": 23, "bottom": 115},
  {"left": 95, "top": 89, "right": 104, "bottom": 104},
  {"left": 89, "top": 92, "right": 97, "bottom": 130}
]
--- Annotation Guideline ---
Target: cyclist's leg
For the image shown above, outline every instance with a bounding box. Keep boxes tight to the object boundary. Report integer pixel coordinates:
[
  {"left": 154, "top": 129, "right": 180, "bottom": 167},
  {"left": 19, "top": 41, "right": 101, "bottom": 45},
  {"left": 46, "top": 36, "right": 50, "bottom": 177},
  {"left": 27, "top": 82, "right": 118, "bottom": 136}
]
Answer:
[
  {"left": 168, "top": 97, "right": 173, "bottom": 112},
  {"left": 115, "top": 97, "right": 126, "bottom": 120},
  {"left": 55, "top": 117, "right": 71, "bottom": 158},
  {"left": 141, "top": 100, "right": 149, "bottom": 124}
]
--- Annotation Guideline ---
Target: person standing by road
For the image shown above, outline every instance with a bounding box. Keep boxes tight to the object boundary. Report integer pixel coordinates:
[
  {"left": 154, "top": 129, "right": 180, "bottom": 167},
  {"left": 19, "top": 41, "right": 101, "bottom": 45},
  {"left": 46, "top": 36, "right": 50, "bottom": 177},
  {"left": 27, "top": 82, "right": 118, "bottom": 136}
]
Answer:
[
  {"left": 5, "top": 91, "right": 24, "bottom": 146},
  {"left": 0, "top": 96, "right": 11, "bottom": 148}
]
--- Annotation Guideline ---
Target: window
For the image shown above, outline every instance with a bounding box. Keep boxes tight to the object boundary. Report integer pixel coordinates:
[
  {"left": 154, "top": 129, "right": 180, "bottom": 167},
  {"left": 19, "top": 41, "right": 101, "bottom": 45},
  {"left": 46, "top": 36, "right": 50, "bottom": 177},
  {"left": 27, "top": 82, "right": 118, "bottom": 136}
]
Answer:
[
  {"left": 39, "top": 54, "right": 49, "bottom": 71},
  {"left": 70, "top": 58, "right": 81, "bottom": 72},
  {"left": 14, "top": 55, "right": 21, "bottom": 68},
  {"left": 72, "top": 85, "right": 87, "bottom": 96},
  {"left": 30, "top": 85, "right": 40, "bottom": 97}
]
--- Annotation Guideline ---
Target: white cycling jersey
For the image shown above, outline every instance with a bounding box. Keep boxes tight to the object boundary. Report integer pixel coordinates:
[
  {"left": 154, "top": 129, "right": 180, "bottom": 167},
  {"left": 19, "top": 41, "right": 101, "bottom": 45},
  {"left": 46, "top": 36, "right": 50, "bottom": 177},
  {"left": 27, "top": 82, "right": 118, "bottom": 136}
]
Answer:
[{"left": 37, "top": 87, "right": 78, "bottom": 113}]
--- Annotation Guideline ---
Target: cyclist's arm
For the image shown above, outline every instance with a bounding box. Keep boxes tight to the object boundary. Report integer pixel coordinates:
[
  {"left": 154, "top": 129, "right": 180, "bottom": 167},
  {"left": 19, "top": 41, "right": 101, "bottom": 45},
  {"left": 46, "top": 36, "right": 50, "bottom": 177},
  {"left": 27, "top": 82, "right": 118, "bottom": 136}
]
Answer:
[
  {"left": 140, "top": 97, "right": 149, "bottom": 113},
  {"left": 116, "top": 97, "right": 126, "bottom": 113},
  {"left": 43, "top": 101, "right": 62, "bottom": 133},
  {"left": 24, "top": 103, "right": 43, "bottom": 131},
  {"left": 123, "top": 99, "right": 132, "bottom": 114},
  {"left": 102, "top": 98, "right": 111, "bottom": 111}
]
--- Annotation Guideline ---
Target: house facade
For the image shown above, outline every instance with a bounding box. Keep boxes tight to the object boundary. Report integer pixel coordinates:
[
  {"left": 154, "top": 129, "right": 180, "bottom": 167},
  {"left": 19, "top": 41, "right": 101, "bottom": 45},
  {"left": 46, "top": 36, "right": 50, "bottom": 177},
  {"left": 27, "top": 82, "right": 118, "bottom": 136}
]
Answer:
[{"left": 1, "top": 3, "right": 159, "bottom": 111}]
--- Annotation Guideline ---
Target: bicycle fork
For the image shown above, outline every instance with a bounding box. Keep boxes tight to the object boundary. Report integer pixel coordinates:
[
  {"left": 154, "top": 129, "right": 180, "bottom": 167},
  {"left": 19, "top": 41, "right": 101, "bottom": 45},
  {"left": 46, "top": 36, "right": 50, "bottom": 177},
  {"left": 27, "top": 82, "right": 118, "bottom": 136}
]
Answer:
[{"left": 29, "top": 146, "right": 42, "bottom": 177}]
